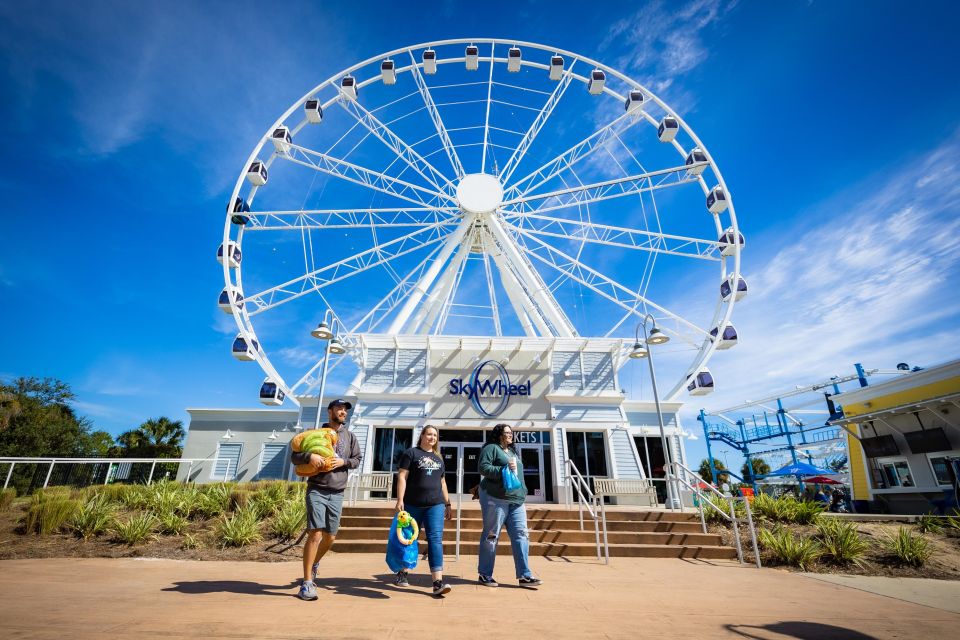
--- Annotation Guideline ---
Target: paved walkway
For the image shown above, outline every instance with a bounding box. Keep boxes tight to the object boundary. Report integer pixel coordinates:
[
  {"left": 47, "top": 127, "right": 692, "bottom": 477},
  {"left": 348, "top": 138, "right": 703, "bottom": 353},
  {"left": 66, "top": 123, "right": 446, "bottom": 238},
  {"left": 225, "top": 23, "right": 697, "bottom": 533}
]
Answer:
[{"left": 1, "top": 555, "right": 957, "bottom": 639}]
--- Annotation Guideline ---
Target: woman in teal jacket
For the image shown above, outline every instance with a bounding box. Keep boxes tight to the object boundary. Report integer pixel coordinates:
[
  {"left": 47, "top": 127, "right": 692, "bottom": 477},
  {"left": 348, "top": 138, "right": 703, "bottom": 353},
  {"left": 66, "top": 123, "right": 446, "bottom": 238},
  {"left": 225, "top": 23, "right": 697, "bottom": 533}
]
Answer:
[{"left": 476, "top": 423, "right": 543, "bottom": 587}]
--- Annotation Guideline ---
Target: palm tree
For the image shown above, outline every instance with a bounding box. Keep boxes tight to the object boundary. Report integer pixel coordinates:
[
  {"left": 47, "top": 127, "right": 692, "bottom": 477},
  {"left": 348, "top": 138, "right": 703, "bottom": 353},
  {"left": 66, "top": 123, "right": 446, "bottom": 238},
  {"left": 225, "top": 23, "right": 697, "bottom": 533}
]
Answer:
[{"left": 113, "top": 417, "right": 185, "bottom": 458}]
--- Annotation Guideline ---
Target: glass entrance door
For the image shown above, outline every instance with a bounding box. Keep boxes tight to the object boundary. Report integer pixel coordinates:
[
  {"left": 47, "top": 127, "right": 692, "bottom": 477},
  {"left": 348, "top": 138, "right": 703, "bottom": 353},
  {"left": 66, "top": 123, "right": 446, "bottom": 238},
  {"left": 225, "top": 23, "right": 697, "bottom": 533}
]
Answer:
[
  {"left": 517, "top": 444, "right": 545, "bottom": 503},
  {"left": 440, "top": 444, "right": 482, "bottom": 498}
]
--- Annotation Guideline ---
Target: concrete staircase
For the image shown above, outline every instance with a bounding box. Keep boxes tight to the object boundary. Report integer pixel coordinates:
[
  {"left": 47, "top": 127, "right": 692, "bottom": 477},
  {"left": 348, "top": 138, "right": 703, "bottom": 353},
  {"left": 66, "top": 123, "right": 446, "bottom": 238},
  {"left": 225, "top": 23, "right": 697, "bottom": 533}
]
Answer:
[{"left": 334, "top": 504, "right": 737, "bottom": 559}]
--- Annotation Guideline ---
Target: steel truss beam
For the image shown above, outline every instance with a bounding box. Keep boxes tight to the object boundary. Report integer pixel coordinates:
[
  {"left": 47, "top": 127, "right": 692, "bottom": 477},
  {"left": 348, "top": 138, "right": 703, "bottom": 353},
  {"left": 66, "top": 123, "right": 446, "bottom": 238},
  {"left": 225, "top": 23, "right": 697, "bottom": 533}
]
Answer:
[
  {"left": 502, "top": 163, "right": 707, "bottom": 215},
  {"left": 508, "top": 223, "right": 709, "bottom": 344},
  {"left": 407, "top": 51, "right": 465, "bottom": 179},
  {"left": 244, "top": 208, "right": 459, "bottom": 231},
  {"left": 245, "top": 223, "right": 452, "bottom": 315},
  {"left": 505, "top": 213, "right": 721, "bottom": 261},
  {"left": 337, "top": 97, "right": 457, "bottom": 197},
  {"left": 282, "top": 142, "right": 454, "bottom": 209}
]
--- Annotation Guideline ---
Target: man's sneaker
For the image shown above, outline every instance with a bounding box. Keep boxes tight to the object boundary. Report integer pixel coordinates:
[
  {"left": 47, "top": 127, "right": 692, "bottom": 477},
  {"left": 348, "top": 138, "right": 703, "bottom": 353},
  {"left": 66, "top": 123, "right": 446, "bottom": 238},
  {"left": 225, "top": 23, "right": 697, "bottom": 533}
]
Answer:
[
  {"left": 311, "top": 562, "right": 320, "bottom": 583},
  {"left": 478, "top": 574, "right": 498, "bottom": 587},
  {"left": 395, "top": 570, "right": 410, "bottom": 587},
  {"left": 298, "top": 580, "right": 318, "bottom": 601},
  {"left": 432, "top": 580, "right": 452, "bottom": 596},
  {"left": 518, "top": 575, "right": 543, "bottom": 587}
]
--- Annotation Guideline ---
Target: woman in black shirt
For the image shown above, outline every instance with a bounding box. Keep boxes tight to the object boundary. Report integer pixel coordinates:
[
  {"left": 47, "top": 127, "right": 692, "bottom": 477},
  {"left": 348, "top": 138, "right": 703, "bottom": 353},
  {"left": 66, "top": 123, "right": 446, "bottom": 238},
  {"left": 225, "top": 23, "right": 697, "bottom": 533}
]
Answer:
[{"left": 395, "top": 425, "right": 452, "bottom": 596}]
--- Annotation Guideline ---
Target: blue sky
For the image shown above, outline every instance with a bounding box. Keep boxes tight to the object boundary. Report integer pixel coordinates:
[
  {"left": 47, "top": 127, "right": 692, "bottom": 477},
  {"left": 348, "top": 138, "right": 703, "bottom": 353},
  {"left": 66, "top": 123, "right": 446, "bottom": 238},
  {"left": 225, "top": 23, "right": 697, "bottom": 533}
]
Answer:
[{"left": 1, "top": 0, "right": 958, "bottom": 471}]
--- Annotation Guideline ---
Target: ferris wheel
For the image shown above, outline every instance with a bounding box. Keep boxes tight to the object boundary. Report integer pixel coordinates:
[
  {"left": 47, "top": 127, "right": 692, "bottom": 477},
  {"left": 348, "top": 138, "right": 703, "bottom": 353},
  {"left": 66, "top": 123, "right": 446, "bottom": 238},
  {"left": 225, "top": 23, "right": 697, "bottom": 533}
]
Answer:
[{"left": 218, "top": 38, "right": 745, "bottom": 407}]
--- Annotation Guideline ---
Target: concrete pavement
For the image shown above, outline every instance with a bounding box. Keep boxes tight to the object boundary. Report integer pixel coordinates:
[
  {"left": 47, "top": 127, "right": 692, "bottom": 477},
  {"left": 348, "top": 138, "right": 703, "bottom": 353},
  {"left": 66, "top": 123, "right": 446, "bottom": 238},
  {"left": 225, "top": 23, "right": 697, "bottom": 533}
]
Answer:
[{"left": 1, "top": 555, "right": 957, "bottom": 639}]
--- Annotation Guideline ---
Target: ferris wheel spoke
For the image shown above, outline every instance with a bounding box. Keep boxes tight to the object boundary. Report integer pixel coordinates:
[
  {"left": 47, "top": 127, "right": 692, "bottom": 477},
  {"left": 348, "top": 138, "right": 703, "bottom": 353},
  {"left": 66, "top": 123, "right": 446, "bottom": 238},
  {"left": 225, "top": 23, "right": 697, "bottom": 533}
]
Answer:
[
  {"left": 498, "top": 65, "right": 576, "bottom": 185},
  {"left": 337, "top": 97, "right": 457, "bottom": 197},
  {"left": 349, "top": 240, "right": 449, "bottom": 335},
  {"left": 244, "top": 207, "right": 460, "bottom": 231},
  {"left": 501, "top": 162, "right": 706, "bottom": 215},
  {"left": 481, "top": 42, "right": 496, "bottom": 174},
  {"left": 503, "top": 212, "right": 721, "bottom": 261},
  {"left": 503, "top": 111, "right": 641, "bottom": 200},
  {"left": 282, "top": 142, "right": 452, "bottom": 208},
  {"left": 506, "top": 222, "right": 710, "bottom": 344},
  {"left": 408, "top": 51, "right": 465, "bottom": 179},
  {"left": 245, "top": 223, "right": 452, "bottom": 315}
]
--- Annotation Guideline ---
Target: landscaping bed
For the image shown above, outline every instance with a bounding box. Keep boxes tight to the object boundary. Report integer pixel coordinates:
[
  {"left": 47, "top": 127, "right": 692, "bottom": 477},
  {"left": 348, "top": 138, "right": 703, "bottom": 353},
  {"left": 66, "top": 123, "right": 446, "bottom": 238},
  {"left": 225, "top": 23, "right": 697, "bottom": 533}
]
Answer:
[{"left": 706, "top": 493, "right": 960, "bottom": 580}]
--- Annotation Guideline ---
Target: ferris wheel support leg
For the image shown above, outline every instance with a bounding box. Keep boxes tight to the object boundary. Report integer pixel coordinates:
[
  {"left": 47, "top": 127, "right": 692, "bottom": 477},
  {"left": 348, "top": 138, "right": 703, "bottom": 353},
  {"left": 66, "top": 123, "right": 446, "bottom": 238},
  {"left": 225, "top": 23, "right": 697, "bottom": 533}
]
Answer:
[
  {"left": 388, "top": 216, "right": 474, "bottom": 334},
  {"left": 410, "top": 234, "right": 473, "bottom": 334},
  {"left": 486, "top": 215, "right": 576, "bottom": 337},
  {"left": 489, "top": 249, "right": 543, "bottom": 337}
]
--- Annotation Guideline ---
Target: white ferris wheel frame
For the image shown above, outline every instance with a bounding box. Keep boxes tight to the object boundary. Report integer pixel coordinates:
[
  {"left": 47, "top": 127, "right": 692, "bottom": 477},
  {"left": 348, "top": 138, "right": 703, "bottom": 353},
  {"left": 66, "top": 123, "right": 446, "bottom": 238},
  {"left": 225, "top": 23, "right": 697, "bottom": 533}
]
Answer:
[{"left": 221, "top": 37, "right": 743, "bottom": 404}]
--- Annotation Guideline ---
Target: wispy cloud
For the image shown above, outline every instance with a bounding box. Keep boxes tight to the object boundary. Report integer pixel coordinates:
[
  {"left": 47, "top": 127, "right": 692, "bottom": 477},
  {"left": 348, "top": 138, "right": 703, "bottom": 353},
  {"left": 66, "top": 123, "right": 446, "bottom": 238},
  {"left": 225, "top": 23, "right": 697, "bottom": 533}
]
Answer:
[
  {"left": 598, "top": 0, "right": 736, "bottom": 103},
  {"left": 691, "top": 130, "right": 960, "bottom": 415}
]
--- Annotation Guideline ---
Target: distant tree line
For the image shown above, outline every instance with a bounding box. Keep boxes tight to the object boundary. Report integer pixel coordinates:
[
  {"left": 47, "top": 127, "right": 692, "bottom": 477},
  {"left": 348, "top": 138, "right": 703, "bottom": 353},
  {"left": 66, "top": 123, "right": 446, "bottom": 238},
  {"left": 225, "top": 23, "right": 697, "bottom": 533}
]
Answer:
[{"left": 0, "top": 377, "right": 185, "bottom": 494}]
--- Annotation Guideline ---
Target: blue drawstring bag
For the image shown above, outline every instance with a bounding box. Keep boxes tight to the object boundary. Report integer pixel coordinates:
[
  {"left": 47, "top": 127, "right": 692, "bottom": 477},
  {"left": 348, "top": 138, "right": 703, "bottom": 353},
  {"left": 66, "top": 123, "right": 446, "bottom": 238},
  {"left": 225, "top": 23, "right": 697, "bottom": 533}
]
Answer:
[
  {"left": 502, "top": 463, "right": 521, "bottom": 491},
  {"left": 385, "top": 511, "right": 419, "bottom": 573}
]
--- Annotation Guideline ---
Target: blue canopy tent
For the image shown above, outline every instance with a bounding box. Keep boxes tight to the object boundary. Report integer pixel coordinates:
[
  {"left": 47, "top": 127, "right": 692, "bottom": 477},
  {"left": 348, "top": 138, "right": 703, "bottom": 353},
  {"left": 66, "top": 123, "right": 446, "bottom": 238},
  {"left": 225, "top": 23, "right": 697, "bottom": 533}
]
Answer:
[{"left": 765, "top": 461, "right": 834, "bottom": 477}]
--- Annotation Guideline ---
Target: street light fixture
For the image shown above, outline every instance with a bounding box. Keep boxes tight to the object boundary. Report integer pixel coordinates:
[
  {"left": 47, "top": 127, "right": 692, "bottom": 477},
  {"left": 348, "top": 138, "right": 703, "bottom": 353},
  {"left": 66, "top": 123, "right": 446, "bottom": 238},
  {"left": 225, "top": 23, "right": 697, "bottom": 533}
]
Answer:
[
  {"left": 630, "top": 314, "right": 681, "bottom": 509},
  {"left": 310, "top": 310, "right": 347, "bottom": 430}
]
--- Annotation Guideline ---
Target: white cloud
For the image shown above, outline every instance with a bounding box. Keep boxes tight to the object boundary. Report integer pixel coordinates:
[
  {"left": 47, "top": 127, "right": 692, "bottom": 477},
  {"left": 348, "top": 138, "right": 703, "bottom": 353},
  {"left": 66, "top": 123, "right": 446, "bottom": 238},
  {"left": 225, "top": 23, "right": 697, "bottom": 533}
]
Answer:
[{"left": 691, "top": 131, "right": 960, "bottom": 416}]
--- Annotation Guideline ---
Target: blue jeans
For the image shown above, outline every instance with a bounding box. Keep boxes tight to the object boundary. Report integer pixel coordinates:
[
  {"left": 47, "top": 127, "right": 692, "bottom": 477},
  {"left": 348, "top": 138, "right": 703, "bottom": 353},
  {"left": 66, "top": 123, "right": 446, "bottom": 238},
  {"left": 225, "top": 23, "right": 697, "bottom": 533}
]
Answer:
[
  {"left": 478, "top": 489, "right": 532, "bottom": 579},
  {"left": 404, "top": 503, "right": 445, "bottom": 572}
]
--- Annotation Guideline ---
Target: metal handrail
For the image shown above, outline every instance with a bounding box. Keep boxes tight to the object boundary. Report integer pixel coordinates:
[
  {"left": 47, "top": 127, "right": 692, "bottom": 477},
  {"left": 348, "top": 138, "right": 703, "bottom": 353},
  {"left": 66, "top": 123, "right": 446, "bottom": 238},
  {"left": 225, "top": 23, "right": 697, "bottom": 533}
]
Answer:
[
  {"left": 455, "top": 452, "right": 463, "bottom": 561},
  {"left": 564, "top": 459, "right": 608, "bottom": 564},
  {"left": 669, "top": 461, "right": 761, "bottom": 568}
]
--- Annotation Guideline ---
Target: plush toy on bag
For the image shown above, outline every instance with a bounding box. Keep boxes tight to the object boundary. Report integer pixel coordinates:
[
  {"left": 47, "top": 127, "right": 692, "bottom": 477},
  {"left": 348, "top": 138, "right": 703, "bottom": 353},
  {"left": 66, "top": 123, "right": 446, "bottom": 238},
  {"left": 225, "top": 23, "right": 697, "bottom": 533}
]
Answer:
[
  {"left": 385, "top": 511, "right": 420, "bottom": 573},
  {"left": 290, "top": 427, "right": 339, "bottom": 477}
]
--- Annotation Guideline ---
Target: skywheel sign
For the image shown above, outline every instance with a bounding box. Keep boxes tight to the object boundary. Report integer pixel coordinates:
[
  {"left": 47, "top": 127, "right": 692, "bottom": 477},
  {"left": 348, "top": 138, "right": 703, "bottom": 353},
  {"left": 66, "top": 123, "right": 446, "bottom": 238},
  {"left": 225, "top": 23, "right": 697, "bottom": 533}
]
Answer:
[{"left": 448, "top": 360, "right": 531, "bottom": 417}]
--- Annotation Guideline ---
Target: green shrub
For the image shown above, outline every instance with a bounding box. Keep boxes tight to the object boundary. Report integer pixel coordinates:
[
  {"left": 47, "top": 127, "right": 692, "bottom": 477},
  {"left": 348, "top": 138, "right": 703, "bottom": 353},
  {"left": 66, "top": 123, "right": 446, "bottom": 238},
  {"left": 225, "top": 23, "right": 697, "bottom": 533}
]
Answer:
[
  {"left": 945, "top": 509, "right": 960, "bottom": 532},
  {"left": 195, "top": 484, "right": 232, "bottom": 518},
  {"left": 113, "top": 513, "right": 157, "bottom": 545},
  {"left": 157, "top": 511, "right": 189, "bottom": 536},
  {"left": 25, "top": 491, "right": 81, "bottom": 535},
  {"left": 759, "top": 526, "right": 821, "bottom": 570},
  {"left": 216, "top": 507, "right": 262, "bottom": 547},
  {"left": 176, "top": 486, "right": 201, "bottom": 518},
  {"left": 146, "top": 481, "right": 184, "bottom": 515},
  {"left": 0, "top": 487, "right": 16, "bottom": 511},
  {"left": 916, "top": 513, "right": 945, "bottom": 535},
  {"left": 229, "top": 488, "right": 252, "bottom": 512},
  {"left": 271, "top": 499, "right": 306, "bottom": 539},
  {"left": 792, "top": 500, "right": 826, "bottom": 525},
  {"left": 884, "top": 527, "right": 932, "bottom": 567},
  {"left": 816, "top": 518, "right": 868, "bottom": 566},
  {"left": 70, "top": 494, "right": 117, "bottom": 540},
  {"left": 119, "top": 485, "right": 150, "bottom": 510}
]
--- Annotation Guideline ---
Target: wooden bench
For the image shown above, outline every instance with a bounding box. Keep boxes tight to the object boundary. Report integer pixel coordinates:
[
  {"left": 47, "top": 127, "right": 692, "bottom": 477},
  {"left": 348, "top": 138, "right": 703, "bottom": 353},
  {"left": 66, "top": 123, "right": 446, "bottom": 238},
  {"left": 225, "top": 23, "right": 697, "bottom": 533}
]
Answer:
[
  {"left": 593, "top": 477, "right": 659, "bottom": 507},
  {"left": 349, "top": 471, "right": 394, "bottom": 505}
]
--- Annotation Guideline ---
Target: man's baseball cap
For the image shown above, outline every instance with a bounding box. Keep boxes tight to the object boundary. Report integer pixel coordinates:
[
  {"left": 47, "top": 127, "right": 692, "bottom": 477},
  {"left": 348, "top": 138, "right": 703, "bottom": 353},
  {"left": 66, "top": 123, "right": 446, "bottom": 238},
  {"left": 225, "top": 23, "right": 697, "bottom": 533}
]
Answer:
[{"left": 327, "top": 399, "right": 353, "bottom": 410}]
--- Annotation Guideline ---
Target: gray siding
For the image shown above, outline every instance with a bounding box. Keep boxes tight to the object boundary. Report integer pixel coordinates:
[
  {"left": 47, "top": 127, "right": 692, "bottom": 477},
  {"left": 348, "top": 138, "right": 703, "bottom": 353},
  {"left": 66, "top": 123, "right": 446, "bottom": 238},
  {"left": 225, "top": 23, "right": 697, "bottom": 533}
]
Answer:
[
  {"left": 582, "top": 352, "right": 615, "bottom": 391},
  {"left": 365, "top": 348, "right": 396, "bottom": 386},
  {"left": 396, "top": 349, "right": 427, "bottom": 388},
  {"left": 553, "top": 405, "right": 623, "bottom": 421},
  {"left": 552, "top": 351, "right": 580, "bottom": 391},
  {"left": 362, "top": 402, "right": 425, "bottom": 419},
  {"left": 610, "top": 429, "right": 643, "bottom": 479}
]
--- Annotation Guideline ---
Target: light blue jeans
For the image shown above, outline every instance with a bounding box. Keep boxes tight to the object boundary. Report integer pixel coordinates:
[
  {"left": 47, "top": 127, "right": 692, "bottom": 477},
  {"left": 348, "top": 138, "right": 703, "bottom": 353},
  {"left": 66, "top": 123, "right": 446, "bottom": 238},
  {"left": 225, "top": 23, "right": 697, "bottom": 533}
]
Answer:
[
  {"left": 404, "top": 503, "right": 445, "bottom": 572},
  {"left": 477, "top": 488, "right": 532, "bottom": 579}
]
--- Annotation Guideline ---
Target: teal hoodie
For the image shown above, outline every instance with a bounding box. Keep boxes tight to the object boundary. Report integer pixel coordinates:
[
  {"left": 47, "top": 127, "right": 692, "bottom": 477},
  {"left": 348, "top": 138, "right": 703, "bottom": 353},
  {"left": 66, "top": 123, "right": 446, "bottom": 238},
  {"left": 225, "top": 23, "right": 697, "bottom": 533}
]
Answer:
[{"left": 477, "top": 443, "right": 526, "bottom": 504}]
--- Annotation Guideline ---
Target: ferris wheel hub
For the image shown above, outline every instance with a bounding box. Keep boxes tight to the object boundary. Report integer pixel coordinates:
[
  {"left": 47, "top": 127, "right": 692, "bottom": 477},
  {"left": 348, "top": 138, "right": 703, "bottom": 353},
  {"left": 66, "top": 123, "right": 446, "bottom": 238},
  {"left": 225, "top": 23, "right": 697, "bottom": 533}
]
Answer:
[{"left": 455, "top": 173, "right": 503, "bottom": 214}]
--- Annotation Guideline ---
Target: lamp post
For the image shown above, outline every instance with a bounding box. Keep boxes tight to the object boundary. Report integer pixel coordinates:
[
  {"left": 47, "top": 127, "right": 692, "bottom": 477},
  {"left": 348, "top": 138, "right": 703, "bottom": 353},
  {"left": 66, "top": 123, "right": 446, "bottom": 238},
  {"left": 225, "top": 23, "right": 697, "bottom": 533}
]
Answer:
[
  {"left": 628, "top": 313, "right": 680, "bottom": 510},
  {"left": 310, "top": 310, "right": 347, "bottom": 430}
]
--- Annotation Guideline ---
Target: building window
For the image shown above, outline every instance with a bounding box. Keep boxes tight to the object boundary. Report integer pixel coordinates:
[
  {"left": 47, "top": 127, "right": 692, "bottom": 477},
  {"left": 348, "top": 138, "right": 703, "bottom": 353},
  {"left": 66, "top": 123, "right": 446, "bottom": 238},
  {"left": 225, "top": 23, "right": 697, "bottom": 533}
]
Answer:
[
  {"left": 212, "top": 443, "right": 242, "bottom": 481},
  {"left": 879, "top": 459, "right": 914, "bottom": 488},
  {"left": 257, "top": 443, "right": 287, "bottom": 480},
  {"left": 372, "top": 428, "right": 412, "bottom": 498},
  {"left": 928, "top": 455, "right": 954, "bottom": 486},
  {"left": 566, "top": 431, "right": 608, "bottom": 484}
]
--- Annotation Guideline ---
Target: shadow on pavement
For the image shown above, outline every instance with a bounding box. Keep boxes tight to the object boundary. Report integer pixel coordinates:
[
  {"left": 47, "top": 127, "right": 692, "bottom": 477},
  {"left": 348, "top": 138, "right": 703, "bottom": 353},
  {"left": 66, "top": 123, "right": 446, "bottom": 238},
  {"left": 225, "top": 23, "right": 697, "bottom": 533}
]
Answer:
[
  {"left": 726, "top": 621, "right": 879, "bottom": 639},
  {"left": 162, "top": 579, "right": 299, "bottom": 598}
]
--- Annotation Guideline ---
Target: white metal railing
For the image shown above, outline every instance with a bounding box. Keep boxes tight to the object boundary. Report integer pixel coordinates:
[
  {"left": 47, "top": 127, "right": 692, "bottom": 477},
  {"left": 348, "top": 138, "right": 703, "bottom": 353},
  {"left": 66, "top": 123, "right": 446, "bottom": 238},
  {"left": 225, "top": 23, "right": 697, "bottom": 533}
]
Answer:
[
  {"left": 563, "top": 459, "right": 608, "bottom": 564},
  {"left": 0, "top": 456, "right": 217, "bottom": 490},
  {"left": 669, "top": 461, "right": 761, "bottom": 568},
  {"left": 455, "top": 452, "right": 463, "bottom": 561}
]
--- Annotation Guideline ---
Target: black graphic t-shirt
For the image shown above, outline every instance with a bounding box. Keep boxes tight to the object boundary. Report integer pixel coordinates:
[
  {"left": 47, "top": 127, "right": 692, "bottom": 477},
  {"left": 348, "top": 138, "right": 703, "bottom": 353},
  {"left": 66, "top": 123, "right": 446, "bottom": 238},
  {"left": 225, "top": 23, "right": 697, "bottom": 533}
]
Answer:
[{"left": 397, "top": 447, "right": 445, "bottom": 507}]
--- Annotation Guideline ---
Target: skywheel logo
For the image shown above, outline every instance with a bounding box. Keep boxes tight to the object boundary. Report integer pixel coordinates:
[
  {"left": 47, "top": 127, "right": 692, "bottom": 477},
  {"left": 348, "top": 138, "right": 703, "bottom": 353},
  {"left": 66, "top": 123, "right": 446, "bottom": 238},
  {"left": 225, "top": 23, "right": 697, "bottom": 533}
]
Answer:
[{"left": 448, "top": 360, "right": 531, "bottom": 417}]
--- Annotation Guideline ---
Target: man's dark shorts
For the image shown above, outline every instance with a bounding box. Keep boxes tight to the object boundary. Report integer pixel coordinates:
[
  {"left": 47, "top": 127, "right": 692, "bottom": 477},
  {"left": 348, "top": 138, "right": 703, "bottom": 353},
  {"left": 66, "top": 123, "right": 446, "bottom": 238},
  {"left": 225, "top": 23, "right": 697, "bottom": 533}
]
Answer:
[{"left": 306, "top": 486, "right": 344, "bottom": 533}]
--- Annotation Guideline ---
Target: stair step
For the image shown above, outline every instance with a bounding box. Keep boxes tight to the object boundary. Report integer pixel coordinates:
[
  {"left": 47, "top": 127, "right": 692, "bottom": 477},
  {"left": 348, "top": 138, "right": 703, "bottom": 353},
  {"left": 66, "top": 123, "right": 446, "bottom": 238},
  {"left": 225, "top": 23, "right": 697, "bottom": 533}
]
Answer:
[
  {"left": 335, "top": 527, "right": 724, "bottom": 546},
  {"left": 338, "top": 515, "right": 704, "bottom": 533},
  {"left": 343, "top": 506, "right": 701, "bottom": 523},
  {"left": 332, "top": 540, "right": 738, "bottom": 559}
]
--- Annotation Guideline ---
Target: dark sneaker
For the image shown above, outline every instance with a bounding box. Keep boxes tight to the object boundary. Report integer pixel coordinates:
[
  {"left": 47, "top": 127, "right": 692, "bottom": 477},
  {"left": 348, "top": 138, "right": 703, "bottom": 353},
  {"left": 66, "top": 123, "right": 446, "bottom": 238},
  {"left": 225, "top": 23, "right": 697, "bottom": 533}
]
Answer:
[
  {"left": 395, "top": 570, "right": 410, "bottom": 587},
  {"left": 311, "top": 562, "right": 320, "bottom": 583},
  {"left": 432, "top": 581, "right": 451, "bottom": 596},
  {"left": 298, "top": 580, "right": 318, "bottom": 601},
  {"left": 518, "top": 576, "right": 543, "bottom": 587},
  {"left": 478, "top": 575, "right": 498, "bottom": 587}
]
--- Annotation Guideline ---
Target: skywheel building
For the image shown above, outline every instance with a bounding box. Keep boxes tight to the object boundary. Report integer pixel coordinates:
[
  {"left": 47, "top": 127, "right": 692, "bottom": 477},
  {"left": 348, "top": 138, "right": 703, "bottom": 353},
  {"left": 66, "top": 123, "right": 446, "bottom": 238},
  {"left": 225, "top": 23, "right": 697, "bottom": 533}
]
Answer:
[{"left": 181, "top": 39, "right": 745, "bottom": 504}]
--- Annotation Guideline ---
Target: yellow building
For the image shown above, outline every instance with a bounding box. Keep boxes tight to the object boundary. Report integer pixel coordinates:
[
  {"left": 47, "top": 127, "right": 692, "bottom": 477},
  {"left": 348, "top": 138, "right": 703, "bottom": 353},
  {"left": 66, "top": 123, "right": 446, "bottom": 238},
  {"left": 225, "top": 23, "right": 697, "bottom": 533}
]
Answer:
[{"left": 831, "top": 359, "right": 960, "bottom": 514}]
